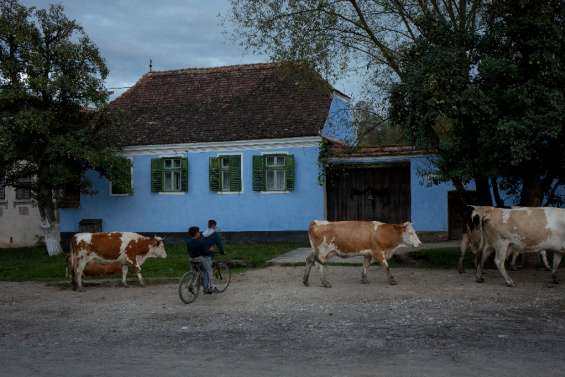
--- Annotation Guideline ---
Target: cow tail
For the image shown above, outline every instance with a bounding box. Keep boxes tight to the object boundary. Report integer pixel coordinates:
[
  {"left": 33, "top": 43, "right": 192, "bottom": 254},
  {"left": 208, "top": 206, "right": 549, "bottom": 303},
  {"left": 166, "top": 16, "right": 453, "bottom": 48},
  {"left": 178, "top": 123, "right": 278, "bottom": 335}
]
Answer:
[{"left": 68, "top": 238, "right": 77, "bottom": 287}]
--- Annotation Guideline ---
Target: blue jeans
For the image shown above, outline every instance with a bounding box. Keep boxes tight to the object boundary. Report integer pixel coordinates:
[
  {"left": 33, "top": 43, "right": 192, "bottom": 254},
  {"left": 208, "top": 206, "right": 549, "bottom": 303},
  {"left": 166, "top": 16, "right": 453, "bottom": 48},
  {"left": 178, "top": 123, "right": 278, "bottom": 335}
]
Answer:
[{"left": 192, "top": 256, "right": 213, "bottom": 289}]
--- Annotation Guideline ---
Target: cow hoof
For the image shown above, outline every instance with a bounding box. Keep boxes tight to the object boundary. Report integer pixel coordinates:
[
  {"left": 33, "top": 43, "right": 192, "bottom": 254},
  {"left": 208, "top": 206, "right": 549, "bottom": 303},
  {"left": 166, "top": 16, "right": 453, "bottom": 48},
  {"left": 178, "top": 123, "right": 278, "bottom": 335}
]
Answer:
[
  {"left": 506, "top": 281, "right": 516, "bottom": 287},
  {"left": 302, "top": 280, "right": 309, "bottom": 287},
  {"left": 361, "top": 278, "right": 369, "bottom": 284},
  {"left": 389, "top": 278, "right": 398, "bottom": 286},
  {"left": 321, "top": 281, "right": 332, "bottom": 288},
  {"left": 475, "top": 277, "right": 484, "bottom": 283},
  {"left": 552, "top": 278, "right": 559, "bottom": 285},
  {"left": 458, "top": 268, "right": 465, "bottom": 274}
]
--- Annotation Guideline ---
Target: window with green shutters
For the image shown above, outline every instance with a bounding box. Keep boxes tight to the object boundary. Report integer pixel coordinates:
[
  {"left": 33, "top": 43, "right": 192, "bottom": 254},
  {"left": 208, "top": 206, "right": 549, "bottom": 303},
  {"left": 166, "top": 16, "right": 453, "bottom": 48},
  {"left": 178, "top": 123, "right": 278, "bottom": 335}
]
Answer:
[
  {"left": 253, "top": 154, "right": 295, "bottom": 192},
  {"left": 151, "top": 157, "right": 189, "bottom": 193},
  {"left": 209, "top": 155, "right": 242, "bottom": 192},
  {"left": 110, "top": 160, "right": 133, "bottom": 195}
]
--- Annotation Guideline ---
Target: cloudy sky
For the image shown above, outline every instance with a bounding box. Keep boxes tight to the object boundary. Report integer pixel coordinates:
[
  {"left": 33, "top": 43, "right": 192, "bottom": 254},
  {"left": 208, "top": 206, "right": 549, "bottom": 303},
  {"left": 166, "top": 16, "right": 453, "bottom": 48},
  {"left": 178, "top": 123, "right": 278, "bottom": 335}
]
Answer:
[{"left": 21, "top": 0, "right": 358, "bottom": 99}]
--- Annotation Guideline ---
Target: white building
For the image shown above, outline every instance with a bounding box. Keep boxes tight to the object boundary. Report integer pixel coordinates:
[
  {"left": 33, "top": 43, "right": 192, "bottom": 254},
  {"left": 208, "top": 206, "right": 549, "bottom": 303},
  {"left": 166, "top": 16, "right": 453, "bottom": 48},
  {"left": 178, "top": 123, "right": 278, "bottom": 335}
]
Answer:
[{"left": 0, "top": 180, "right": 43, "bottom": 248}]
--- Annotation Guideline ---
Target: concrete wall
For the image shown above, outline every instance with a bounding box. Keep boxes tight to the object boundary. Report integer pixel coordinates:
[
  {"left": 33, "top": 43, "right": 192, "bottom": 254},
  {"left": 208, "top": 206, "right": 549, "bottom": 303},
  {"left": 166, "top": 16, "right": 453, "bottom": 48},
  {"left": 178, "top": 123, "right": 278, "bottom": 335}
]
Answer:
[{"left": 0, "top": 187, "right": 43, "bottom": 248}]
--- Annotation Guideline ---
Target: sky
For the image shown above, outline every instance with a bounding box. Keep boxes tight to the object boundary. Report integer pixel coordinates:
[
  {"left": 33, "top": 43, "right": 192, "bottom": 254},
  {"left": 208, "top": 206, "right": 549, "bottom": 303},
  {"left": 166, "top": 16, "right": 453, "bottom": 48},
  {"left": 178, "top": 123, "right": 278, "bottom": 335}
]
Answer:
[{"left": 21, "top": 0, "right": 359, "bottom": 100}]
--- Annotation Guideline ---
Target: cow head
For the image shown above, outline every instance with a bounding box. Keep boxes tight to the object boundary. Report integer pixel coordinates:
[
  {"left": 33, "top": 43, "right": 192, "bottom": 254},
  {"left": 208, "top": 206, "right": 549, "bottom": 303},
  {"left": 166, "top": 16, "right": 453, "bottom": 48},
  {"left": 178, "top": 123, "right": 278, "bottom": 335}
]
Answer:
[
  {"left": 401, "top": 222, "right": 422, "bottom": 247},
  {"left": 149, "top": 237, "right": 167, "bottom": 258}
]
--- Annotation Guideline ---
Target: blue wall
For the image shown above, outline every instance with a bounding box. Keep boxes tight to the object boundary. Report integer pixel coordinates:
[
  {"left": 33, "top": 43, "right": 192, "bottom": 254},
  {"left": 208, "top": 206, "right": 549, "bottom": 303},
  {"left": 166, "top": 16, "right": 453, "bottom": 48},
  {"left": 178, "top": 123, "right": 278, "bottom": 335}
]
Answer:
[
  {"left": 60, "top": 146, "right": 325, "bottom": 233},
  {"left": 321, "top": 94, "right": 355, "bottom": 145}
]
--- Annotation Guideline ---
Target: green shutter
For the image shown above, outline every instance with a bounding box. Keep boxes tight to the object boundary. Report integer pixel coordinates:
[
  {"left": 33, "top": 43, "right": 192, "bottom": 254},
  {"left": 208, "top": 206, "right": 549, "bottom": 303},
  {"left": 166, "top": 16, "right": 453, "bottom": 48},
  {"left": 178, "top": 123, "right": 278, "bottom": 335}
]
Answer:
[
  {"left": 181, "top": 158, "right": 189, "bottom": 192},
  {"left": 252, "top": 155, "right": 266, "bottom": 192},
  {"left": 151, "top": 158, "right": 163, "bottom": 193},
  {"left": 285, "top": 154, "right": 295, "bottom": 191},
  {"left": 112, "top": 160, "right": 133, "bottom": 195},
  {"left": 209, "top": 157, "right": 220, "bottom": 192},
  {"left": 229, "top": 155, "right": 242, "bottom": 192}
]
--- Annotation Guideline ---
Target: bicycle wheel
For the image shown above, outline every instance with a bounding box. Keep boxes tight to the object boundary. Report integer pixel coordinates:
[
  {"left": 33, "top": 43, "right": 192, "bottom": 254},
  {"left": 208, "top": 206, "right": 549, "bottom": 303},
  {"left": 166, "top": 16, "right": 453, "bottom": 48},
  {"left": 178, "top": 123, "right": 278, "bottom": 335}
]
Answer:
[
  {"left": 211, "top": 261, "right": 231, "bottom": 293},
  {"left": 178, "top": 271, "right": 200, "bottom": 304}
]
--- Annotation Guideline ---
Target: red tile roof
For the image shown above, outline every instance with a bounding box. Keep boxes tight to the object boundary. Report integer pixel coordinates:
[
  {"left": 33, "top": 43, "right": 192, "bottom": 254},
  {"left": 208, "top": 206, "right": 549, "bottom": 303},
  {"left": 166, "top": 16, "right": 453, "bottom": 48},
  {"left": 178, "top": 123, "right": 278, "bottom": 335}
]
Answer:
[{"left": 109, "top": 63, "right": 334, "bottom": 146}]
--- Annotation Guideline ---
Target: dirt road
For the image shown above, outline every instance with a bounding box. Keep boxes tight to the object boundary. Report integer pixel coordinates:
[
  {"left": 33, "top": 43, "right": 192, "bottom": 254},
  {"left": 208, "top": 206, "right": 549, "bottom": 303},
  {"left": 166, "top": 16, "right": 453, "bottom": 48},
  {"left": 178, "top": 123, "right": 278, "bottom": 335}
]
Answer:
[{"left": 1, "top": 266, "right": 565, "bottom": 377}]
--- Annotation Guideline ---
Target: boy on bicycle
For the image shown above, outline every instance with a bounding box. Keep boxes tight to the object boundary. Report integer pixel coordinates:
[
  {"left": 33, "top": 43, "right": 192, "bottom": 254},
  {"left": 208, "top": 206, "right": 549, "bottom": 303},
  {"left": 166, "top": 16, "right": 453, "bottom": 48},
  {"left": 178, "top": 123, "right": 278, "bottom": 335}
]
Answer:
[{"left": 186, "top": 226, "right": 218, "bottom": 294}]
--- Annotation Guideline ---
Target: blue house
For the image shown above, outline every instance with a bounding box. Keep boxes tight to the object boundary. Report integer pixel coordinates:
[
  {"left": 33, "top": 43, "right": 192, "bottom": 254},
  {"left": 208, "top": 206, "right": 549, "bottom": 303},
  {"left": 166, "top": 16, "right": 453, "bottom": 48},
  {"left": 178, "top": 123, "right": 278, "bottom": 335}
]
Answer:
[{"left": 60, "top": 63, "right": 353, "bottom": 241}]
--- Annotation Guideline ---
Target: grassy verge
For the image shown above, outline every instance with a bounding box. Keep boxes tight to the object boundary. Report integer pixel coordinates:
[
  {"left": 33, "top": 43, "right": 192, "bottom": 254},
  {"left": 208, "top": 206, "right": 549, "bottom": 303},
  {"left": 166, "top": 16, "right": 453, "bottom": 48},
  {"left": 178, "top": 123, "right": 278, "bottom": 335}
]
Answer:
[
  {"left": 407, "top": 247, "right": 471, "bottom": 269},
  {"left": 0, "top": 242, "right": 303, "bottom": 282}
]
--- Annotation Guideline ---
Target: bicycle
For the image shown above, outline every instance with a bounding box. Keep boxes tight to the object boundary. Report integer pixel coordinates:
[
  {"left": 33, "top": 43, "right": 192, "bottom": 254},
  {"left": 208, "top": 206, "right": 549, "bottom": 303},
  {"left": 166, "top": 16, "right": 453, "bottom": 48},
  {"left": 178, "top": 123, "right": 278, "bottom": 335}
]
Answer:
[{"left": 178, "top": 259, "right": 231, "bottom": 304}]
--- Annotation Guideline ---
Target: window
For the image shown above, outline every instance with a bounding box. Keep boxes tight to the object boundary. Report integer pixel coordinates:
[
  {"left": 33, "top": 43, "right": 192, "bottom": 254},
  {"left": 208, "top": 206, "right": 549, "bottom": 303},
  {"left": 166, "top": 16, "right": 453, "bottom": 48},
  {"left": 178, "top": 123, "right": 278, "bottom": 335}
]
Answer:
[
  {"left": 252, "top": 154, "right": 295, "bottom": 192},
  {"left": 151, "top": 157, "right": 188, "bottom": 193},
  {"left": 110, "top": 160, "right": 133, "bottom": 196},
  {"left": 163, "top": 158, "right": 182, "bottom": 192},
  {"left": 265, "top": 155, "right": 286, "bottom": 191},
  {"left": 220, "top": 158, "right": 231, "bottom": 192},
  {"left": 15, "top": 177, "right": 32, "bottom": 201},
  {"left": 209, "top": 155, "right": 242, "bottom": 193}
]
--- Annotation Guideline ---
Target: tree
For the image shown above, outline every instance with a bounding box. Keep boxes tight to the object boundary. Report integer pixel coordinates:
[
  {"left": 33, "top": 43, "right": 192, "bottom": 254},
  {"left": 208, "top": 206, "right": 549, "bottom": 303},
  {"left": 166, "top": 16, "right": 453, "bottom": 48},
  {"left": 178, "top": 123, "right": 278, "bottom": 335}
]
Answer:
[
  {"left": 229, "top": 0, "right": 565, "bottom": 207},
  {"left": 228, "top": 0, "right": 491, "bottom": 203},
  {"left": 0, "top": 1, "right": 130, "bottom": 254}
]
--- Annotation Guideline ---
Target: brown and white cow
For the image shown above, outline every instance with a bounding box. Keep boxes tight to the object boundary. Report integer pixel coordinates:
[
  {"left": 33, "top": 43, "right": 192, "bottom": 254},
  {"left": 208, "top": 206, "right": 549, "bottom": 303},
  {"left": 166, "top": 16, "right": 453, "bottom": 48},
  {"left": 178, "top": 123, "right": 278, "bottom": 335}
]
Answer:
[
  {"left": 69, "top": 232, "right": 167, "bottom": 291},
  {"left": 458, "top": 207, "right": 550, "bottom": 274},
  {"left": 468, "top": 206, "right": 564, "bottom": 287},
  {"left": 303, "top": 220, "right": 422, "bottom": 288}
]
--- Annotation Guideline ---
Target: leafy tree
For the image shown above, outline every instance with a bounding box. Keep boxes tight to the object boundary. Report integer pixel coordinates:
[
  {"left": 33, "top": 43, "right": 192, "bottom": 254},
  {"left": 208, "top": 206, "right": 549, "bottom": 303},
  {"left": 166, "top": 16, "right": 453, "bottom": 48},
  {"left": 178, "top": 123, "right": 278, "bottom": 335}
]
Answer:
[
  {"left": 229, "top": 0, "right": 565, "bottom": 207},
  {"left": 0, "top": 0, "right": 130, "bottom": 254}
]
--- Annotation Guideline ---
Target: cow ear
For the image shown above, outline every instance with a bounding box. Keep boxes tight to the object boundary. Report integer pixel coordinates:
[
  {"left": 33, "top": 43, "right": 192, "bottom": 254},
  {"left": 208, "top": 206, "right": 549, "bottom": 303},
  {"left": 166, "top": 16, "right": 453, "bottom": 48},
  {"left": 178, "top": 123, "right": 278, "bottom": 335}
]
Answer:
[{"left": 402, "top": 222, "right": 409, "bottom": 229}]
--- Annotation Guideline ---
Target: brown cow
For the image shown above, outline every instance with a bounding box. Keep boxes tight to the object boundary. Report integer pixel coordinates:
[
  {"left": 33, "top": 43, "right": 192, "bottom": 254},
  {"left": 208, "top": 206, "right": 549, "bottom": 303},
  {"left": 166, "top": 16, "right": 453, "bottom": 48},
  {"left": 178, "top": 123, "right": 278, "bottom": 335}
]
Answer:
[
  {"left": 69, "top": 232, "right": 167, "bottom": 291},
  {"left": 303, "top": 220, "right": 422, "bottom": 288}
]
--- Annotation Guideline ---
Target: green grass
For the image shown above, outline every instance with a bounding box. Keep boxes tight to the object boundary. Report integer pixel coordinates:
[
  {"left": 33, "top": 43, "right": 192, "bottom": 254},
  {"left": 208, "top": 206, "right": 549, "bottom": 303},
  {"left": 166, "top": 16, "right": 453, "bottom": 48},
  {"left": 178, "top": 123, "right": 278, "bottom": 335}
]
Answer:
[
  {"left": 0, "top": 242, "right": 303, "bottom": 282},
  {"left": 408, "top": 247, "right": 471, "bottom": 269}
]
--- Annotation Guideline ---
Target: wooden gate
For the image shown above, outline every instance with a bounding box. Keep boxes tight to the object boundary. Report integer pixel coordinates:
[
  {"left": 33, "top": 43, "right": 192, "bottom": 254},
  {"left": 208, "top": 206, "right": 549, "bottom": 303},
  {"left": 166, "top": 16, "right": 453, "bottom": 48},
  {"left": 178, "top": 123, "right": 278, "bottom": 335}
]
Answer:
[{"left": 326, "top": 162, "right": 411, "bottom": 223}]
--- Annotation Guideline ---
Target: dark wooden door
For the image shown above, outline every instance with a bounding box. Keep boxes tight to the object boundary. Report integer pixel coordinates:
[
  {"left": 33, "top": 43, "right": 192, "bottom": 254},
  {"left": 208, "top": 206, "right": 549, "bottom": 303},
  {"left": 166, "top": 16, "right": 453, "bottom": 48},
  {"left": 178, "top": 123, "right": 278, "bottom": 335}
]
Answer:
[
  {"left": 448, "top": 190, "right": 478, "bottom": 240},
  {"left": 326, "top": 162, "right": 411, "bottom": 223}
]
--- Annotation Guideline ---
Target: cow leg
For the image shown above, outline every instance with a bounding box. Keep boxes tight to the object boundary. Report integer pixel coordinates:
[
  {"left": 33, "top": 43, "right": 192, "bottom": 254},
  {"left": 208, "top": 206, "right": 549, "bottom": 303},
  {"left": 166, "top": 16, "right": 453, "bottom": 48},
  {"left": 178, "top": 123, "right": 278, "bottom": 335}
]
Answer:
[
  {"left": 303, "top": 253, "right": 316, "bottom": 287},
  {"left": 494, "top": 242, "right": 515, "bottom": 287},
  {"left": 74, "top": 255, "right": 88, "bottom": 292},
  {"left": 121, "top": 264, "right": 129, "bottom": 287},
  {"left": 319, "top": 262, "right": 332, "bottom": 288},
  {"left": 374, "top": 251, "right": 396, "bottom": 285},
  {"left": 136, "top": 265, "right": 145, "bottom": 287},
  {"left": 458, "top": 234, "right": 469, "bottom": 273},
  {"left": 551, "top": 252, "right": 562, "bottom": 284},
  {"left": 509, "top": 251, "right": 520, "bottom": 271},
  {"left": 475, "top": 247, "right": 491, "bottom": 283},
  {"left": 541, "top": 250, "right": 551, "bottom": 271},
  {"left": 361, "top": 255, "right": 371, "bottom": 284}
]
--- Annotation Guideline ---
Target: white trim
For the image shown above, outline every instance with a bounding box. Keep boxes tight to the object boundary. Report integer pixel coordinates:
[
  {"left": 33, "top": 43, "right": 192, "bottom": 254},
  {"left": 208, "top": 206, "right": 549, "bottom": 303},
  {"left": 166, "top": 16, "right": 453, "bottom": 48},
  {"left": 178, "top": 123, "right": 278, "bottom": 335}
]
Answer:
[
  {"left": 260, "top": 151, "right": 289, "bottom": 155},
  {"left": 157, "top": 192, "right": 186, "bottom": 196},
  {"left": 332, "top": 90, "right": 351, "bottom": 104},
  {"left": 260, "top": 191, "right": 290, "bottom": 195},
  {"left": 109, "top": 158, "right": 134, "bottom": 197},
  {"left": 122, "top": 136, "right": 321, "bottom": 156},
  {"left": 214, "top": 152, "right": 244, "bottom": 194}
]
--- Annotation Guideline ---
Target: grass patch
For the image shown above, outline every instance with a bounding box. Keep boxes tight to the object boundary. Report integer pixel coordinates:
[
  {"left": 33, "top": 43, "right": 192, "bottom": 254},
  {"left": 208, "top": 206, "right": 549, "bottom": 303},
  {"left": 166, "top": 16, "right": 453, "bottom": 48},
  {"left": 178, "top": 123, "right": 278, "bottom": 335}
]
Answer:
[
  {"left": 0, "top": 242, "right": 302, "bottom": 282},
  {"left": 408, "top": 247, "right": 470, "bottom": 269}
]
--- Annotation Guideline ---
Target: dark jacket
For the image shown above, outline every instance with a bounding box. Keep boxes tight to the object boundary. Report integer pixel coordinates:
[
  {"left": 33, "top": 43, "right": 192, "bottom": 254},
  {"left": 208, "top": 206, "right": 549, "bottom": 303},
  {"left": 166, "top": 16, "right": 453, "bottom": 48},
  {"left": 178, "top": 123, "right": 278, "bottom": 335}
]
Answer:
[
  {"left": 204, "top": 231, "right": 224, "bottom": 254},
  {"left": 186, "top": 237, "right": 213, "bottom": 258}
]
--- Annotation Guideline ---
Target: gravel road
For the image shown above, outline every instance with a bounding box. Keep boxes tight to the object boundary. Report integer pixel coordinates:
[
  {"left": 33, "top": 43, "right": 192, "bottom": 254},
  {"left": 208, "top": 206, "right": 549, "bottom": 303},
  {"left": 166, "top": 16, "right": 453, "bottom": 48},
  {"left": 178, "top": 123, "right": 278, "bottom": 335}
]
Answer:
[{"left": 1, "top": 266, "right": 565, "bottom": 377}]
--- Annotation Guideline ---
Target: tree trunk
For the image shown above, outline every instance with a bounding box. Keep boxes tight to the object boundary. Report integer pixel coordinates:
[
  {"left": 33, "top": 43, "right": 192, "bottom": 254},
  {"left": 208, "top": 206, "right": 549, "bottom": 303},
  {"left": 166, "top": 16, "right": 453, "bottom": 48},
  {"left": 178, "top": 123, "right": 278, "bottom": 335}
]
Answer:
[
  {"left": 41, "top": 217, "right": 62, "bottom": 256},
  {"left": 490, "top": 176, "right": 505, "bottom": 208},
  {"left": 475, "top": 176, "right": 492, "bottom": 206},
  {"left": 519, "top": 175, "right": 544, "bottom": 207},
  {"left": 38, "top": 182, "right": 63, "bottom": 256}
]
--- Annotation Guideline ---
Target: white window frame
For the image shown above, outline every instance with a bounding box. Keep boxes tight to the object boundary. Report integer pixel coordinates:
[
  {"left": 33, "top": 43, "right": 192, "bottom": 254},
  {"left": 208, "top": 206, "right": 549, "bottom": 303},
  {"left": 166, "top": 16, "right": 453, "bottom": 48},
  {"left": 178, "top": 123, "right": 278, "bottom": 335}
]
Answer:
[
  {"left": 215, "top": 152, "right": 244, "bottom": 195},
  {"left": 260, "top": 152, "right": 290, "bottom": 194},
  {"left": 162, "top": 157, "right": 183, "bottom": 193},
  {"left": 109, "top": 158, "right": 134, "bottom": 197}
]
